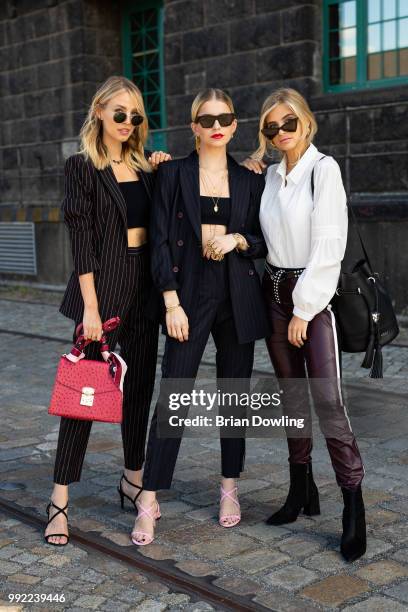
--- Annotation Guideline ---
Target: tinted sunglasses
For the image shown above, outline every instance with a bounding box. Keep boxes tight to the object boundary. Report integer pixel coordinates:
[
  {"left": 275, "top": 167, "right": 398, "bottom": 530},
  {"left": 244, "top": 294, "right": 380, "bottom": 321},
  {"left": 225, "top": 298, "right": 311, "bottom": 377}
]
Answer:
[
  {"left": 261, "top": 117, "right": 298, "bottom": 140},
  {"left": 113, "top": 110, "right": 144, "bottom": 127},
  {"left": 195, "top": 113, "right": 236, "bottom": 128}
]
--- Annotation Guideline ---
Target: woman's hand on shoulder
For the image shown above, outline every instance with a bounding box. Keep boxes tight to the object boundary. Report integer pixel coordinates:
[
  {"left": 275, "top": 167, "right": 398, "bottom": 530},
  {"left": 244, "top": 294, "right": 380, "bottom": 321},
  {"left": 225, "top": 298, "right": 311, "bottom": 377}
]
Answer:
[
  {"left": 240, "top": 158, "right": 266, "bottom": 174},
  {"left": 148, "top": 151, "right": 172, "bottom": 170}
]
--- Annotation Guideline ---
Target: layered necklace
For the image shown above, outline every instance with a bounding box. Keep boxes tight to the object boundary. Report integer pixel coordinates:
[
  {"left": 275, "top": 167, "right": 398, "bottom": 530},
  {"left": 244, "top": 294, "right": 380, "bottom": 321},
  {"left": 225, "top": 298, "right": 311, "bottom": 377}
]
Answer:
[
  {"left": 199, "top": 165, "right": 229, "bottom": 261},
  {"left": 199, "top": 166, "right": 228, "bottom": 212}
]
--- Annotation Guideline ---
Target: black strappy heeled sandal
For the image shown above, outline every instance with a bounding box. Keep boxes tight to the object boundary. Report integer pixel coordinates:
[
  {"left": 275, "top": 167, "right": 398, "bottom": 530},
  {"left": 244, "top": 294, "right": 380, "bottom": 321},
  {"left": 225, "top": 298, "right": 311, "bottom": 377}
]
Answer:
[
  {"left": 44, "top": 501, "right": 69, "bottom": 546},
  {"left": 118, "top": 473, "right": 143, "bottom": 511}
]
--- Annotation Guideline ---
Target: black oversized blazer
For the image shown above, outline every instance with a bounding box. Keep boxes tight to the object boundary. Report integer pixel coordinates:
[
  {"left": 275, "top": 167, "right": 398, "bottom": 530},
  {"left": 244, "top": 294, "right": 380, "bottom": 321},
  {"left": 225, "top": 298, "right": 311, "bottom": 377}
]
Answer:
[
  {"left": 59, "top": 151, "right": 158, "bottom": 324},
  {"left": 150, "top": 149, "right": 271, "bottom": 344}
]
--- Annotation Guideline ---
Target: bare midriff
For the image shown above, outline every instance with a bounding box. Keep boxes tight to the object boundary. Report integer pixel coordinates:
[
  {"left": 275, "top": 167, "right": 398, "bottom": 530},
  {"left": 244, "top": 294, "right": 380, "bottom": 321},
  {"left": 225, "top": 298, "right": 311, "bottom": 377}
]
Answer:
[{"left": 127, "top": 227, "right": 148, "bottom": 248}]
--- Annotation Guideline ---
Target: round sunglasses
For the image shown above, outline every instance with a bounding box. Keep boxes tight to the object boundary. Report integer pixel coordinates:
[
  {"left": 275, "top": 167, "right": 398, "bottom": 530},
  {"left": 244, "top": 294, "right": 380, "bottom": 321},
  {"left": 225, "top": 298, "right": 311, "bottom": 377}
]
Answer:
[
  {"left": 112, "top": 110, "right": 144, "bottom": 127},
  {"left": 261, "top": 117, "right": 298, "bottom": 140},
  {"left": 195, "top": 113, "right": 236, "bottom": 128}
]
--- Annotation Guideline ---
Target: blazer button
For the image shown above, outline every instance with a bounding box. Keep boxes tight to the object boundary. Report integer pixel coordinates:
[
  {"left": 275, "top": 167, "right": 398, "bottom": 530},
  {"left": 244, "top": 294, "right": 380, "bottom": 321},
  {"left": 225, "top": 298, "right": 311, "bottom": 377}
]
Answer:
[
  {"left": 172, "top": 265, "right": 179, "bottom": 273},
  {"left": 248, "top": 269, "right": 254, "bottom": 276},
  {"left": 177, "top": 211, "right": 183, "bottom": 219},
  {"left": 177, "top": 239, "right": 184, "bottom": 247}
]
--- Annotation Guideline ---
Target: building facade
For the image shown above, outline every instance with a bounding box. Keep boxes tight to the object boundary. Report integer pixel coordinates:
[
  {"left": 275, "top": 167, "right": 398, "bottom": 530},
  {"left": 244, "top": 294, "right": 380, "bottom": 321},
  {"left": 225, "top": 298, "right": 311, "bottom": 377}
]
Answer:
[{"left": 0, "top": 0, "right": 407, "bottom": 312}]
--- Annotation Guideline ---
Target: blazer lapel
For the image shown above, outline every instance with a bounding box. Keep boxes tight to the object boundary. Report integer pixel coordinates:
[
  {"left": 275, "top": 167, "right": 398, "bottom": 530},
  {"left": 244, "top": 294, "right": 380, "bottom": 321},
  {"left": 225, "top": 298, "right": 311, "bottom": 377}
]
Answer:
[
  {"left": 179, "top": 151, "right": 201, "bottom": 241},
  {"left": 227, "top": 154, "right": 249, "bottom": 234},
  {"left": 96, "top": 165, "right": 128, "bottom": 231}
]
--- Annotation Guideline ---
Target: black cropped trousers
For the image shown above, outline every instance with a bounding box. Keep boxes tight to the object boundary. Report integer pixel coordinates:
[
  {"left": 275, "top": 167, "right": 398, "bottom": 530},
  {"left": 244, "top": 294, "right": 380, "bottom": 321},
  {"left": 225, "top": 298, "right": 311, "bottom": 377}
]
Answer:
[
  {"left": 53, "top": 246, "right": 159, "bottom": 485},
  {"left": 142, "top": 256, "right": 255, "bottom": 491}
]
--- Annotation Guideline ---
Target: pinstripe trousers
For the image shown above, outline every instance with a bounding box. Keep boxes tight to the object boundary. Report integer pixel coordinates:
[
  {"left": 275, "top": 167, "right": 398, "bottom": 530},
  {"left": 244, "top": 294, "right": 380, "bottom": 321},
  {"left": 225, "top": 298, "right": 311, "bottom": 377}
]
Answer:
[
  {"left": 262, "top": 272, "right": 364, "bottom": 489},
  {"left": 142, "top": 255, "right": 255, "bottom": 491},
  {"left": 53, "top": 246, "right": 159, "bottom": 485}
]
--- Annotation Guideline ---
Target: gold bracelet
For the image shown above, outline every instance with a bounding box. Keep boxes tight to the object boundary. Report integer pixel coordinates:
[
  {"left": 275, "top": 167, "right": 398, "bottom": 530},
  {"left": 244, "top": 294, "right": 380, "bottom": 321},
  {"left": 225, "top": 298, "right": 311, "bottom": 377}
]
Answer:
[
  {"left": 233, "top": 233, "right": 248, "bottom": 251},
  {"left": 166, "top": 303, "right": 180, "bottom": 313}
]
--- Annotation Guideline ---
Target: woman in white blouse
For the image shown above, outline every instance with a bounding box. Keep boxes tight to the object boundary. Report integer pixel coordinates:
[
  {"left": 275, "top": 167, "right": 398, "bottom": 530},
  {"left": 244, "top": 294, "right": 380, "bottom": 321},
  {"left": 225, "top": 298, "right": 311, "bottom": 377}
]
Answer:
[{"left": 243, "top": 88, "right": 366, "bottom": 562}]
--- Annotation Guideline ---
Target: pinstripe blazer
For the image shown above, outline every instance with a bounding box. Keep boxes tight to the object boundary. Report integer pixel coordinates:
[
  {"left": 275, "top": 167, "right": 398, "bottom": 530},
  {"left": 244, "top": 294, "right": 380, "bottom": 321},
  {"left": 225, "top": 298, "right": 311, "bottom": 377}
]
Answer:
[
  {"left": 150, "top": 149, "right": 271, "bottom": 344},
  {"left": 59, "top": 151, "right": 159, "bottom": 324}
]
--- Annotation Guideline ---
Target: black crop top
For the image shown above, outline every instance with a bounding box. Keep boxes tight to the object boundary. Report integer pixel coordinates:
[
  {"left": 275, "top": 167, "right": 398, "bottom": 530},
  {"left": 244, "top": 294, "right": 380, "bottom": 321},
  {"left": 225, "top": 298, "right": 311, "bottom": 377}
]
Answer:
[
  {"left": 118, "top": 180, "right": 150, "bottom": 229},
  {"left": 200, "top": 196, "right": 231, "bottom": 226}
]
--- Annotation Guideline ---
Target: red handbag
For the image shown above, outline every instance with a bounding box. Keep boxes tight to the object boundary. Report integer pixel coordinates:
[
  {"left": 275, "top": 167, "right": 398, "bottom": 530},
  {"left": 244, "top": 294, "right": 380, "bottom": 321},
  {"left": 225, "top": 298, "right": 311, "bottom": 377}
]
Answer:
[{"left": 48, "top": 317, "right": 127, "bottom": 423}]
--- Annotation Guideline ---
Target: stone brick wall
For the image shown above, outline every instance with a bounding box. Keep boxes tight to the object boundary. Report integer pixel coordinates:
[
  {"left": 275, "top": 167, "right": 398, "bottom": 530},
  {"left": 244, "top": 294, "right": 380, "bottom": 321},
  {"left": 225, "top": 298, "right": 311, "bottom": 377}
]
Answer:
[
  {"left": 0, "top": 0, "right": 122, "bottom": 283},
  {"left": 163, "top": 0, "right": 320, "bottom": 158}
]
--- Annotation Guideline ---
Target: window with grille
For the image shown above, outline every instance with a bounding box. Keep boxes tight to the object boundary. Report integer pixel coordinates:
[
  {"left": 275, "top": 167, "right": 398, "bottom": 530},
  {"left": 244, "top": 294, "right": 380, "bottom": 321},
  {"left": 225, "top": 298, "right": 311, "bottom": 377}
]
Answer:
[
  {"left": 323, "top": 0, "right": 408, "bottom": 91},
  {"left": 121, "top": 0, "right": 167, "bottom": 150}
]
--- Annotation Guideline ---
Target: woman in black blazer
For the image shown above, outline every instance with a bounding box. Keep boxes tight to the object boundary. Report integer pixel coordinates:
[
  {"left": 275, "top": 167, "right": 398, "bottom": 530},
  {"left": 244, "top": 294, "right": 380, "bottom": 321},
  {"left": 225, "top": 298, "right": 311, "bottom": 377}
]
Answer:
[
  {"left": 44, "top": 76, "right": 170, "bottom": 546},
  {"left": 131, "top": 88, "right": 271, "bottom": 546}
]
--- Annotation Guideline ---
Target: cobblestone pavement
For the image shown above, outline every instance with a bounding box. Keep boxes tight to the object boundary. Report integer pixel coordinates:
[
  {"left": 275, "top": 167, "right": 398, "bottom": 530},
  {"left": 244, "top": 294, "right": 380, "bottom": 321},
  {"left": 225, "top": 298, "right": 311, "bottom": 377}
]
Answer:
[
  {"left": 0, "top": 292, "right": 408, "bottom": 611},
  {"left": 0, "top": 515, "right": 202, "bottom": 612}
]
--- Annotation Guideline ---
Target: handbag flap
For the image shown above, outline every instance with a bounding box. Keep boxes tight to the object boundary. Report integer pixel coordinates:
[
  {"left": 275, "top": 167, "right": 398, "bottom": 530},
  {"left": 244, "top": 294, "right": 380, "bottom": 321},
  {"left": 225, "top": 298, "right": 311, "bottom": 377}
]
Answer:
[{"left": 55, "top": 357, "right": 118, "bottom": 395}]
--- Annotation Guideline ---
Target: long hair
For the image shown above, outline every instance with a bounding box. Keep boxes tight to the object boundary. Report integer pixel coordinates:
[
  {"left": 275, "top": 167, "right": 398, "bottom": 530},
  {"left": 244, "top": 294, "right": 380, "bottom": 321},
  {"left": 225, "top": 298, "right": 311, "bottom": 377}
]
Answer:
[
  {"left": 191, "top": 88, "right": 235, "bottom": 152},
  {"left": 252, "top": 88, "right": 318, "bottom": 161},
  {"left": 78, "top": 76, "right": 152, "bottom": 172}
]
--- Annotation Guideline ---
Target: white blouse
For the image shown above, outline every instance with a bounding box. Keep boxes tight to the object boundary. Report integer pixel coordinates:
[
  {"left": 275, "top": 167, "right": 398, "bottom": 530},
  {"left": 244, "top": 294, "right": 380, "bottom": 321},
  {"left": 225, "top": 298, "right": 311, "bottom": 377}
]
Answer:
[{"left": 259, "top": 142, "right": 348, "bottom": 322}]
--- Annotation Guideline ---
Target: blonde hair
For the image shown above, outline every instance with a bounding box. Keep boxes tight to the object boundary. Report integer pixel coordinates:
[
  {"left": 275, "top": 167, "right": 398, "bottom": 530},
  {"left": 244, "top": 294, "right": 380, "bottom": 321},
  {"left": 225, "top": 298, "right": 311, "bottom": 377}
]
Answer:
[
  {"left": 252, "top": 88, "right": 318, "bottom": 161},
  {"left": 78, "top": 76, "right": 152, "bottom": 172},
  {"left": 191, "top": 88, "right": 235, "bottom": 152}
]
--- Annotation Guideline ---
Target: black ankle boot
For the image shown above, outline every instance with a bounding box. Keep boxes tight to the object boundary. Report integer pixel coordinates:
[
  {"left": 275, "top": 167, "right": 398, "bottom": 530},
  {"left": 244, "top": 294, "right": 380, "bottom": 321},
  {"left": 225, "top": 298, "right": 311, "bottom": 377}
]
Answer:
[
  {"left": 266, "top": 462, "right": 320, "bottom": 525},
  {"left": 341, "top": 485, "right": 366, "bottom": 562}
]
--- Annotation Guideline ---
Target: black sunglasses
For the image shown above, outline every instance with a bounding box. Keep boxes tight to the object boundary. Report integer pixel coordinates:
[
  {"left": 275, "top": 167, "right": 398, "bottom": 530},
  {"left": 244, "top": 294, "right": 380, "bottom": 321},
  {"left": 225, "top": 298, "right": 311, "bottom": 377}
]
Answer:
[
  {"left": 113, "top": 110, "right": 144, "bottom": 127},
  {"left": 195, "top": 113, "right": 236, "bottom": 128},
  {"left": 261, "top": 117, "right": 298, "bottom": 140}
]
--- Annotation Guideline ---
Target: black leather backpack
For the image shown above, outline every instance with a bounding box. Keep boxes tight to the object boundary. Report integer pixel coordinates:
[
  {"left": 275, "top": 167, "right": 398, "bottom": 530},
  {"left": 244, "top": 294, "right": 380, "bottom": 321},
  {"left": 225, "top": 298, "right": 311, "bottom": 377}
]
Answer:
[{"left": 311, "top": 157, "right": 399, "bottom": 378}]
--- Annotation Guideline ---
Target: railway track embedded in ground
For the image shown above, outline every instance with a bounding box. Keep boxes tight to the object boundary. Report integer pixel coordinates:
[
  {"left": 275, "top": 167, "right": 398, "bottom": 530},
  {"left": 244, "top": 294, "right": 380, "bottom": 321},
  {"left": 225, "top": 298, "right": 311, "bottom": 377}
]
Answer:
[{"left": 0, "top": 498, "right": 273, "bottom": 612}]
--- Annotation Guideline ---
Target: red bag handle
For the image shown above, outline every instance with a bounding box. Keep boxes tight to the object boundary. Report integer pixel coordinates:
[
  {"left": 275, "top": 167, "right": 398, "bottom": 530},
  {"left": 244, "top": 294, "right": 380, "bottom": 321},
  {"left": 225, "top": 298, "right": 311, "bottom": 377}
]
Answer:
[
  {"left": 70, "top": 317, "right": 121, "bottom": 360},
  {"left": 65, "top": 317, "right": 125, "bottom": 389}
]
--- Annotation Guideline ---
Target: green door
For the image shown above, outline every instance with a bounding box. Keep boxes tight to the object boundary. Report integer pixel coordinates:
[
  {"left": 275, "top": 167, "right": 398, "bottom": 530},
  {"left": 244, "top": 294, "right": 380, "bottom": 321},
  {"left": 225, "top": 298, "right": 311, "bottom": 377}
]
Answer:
[{"left": 122, "top": 0, "right": 167, "bottom": 150}]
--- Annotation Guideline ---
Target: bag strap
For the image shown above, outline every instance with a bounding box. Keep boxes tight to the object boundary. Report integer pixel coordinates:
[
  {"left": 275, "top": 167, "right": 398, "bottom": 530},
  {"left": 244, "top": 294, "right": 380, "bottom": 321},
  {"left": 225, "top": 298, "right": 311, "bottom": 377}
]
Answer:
[
  {"left": 311, "top": 155, "right": 373, "bottom": 272},
  {"left": 67, "top": 316, "right": 121, "bottom": 363},
  {"left": 65, "top": 316, "right": 125, "bottom": 387}
]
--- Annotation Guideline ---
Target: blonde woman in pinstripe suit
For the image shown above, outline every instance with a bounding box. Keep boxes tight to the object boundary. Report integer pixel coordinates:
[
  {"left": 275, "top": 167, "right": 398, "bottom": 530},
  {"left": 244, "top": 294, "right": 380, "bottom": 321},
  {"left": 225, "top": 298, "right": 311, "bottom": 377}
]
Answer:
[{"left": 44, "top": 76, "right": 171, "bottom": 546}]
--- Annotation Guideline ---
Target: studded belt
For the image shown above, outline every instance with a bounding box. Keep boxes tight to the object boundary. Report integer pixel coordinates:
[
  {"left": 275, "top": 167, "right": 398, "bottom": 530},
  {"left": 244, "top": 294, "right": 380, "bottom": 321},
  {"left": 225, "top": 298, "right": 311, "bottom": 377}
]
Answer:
[{"left": 265, "top": 261, "right": 305, "bottom": 304}]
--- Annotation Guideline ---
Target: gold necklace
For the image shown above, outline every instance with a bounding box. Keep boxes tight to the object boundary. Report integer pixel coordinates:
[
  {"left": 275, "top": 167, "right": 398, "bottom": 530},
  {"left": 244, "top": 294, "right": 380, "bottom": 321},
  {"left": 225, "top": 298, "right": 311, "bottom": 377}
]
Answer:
[
  {"left": 199, "top": 167, "right": 228, "bottom": 212},
  {"left": 201, "top": 174, "right": 221, "bottom": 213},
  {"left": 199, "top": 169, "right": 228, "bottom": 262}
]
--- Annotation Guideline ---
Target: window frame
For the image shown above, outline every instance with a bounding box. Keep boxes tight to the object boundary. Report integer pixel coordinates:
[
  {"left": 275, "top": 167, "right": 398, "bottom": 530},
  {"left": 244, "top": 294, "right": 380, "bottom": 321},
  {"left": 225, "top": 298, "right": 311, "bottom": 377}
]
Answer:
[
  {"left": 323, "top": 0, "right": 408, "bottom": 92},
  {"left": 121, "top": 0, "right": 167, "bottom": 149}
]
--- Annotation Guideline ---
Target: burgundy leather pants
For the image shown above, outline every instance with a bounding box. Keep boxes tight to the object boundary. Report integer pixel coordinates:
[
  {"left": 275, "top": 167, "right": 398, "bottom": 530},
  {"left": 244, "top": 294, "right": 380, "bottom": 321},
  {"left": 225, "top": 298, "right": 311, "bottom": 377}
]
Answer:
[{"left": 262, "top": 271, "right": 364, "bottom": 490}]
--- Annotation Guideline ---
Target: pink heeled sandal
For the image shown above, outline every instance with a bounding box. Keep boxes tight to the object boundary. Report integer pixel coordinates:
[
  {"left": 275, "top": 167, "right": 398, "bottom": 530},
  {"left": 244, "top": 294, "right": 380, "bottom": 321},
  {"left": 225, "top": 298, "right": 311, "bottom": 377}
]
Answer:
[
  {"left": 219, "top": 485, "right": 241, "bottom": 528},
  {"left": 130, "top": 500, "right": 161, "bottom": 546}
]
